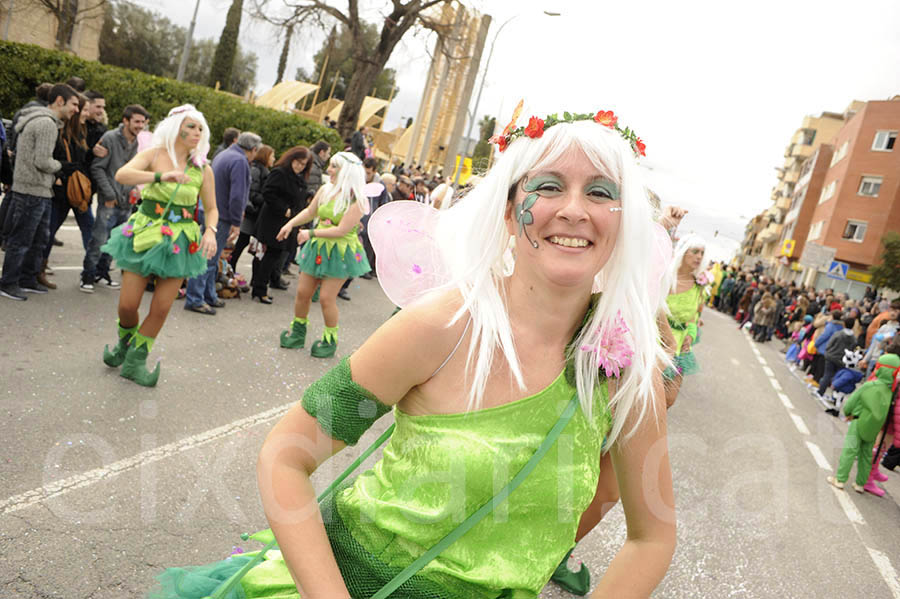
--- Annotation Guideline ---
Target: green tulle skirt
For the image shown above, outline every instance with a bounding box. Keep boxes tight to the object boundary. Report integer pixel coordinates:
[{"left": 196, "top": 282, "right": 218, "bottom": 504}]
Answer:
[
  {"left": 296, "top": 238, "right": 371, "bottom": 279},
  {"left": 102, "top": 222, "right": 207, "bottom": 280}
]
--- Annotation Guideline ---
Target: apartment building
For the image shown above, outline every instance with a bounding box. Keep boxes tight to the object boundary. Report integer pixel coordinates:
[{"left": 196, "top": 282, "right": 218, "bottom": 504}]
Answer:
[
  {"left": 801, "top": 98, "right": 900, "bottom": 296},
  {"left": 1, "top": 0, "right": 102, "bottom": 60}
]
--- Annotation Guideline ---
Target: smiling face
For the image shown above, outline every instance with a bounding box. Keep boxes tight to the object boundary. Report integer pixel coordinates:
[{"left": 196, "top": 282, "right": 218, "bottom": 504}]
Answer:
[
  {"left": 178, "top": 117, "right": 203, "bottom": 148},
  {"left": 505, "top": 147, "right": 622, "bottom": 289}
]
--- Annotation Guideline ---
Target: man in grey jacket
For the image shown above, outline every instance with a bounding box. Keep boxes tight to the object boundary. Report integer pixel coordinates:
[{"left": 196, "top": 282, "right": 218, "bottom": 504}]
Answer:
[
  {"left": 0, "top": 84, "right": 80, "bottom": 301},
  {"left": 80, "top": 104, "right": 148, "bottom": 292}
]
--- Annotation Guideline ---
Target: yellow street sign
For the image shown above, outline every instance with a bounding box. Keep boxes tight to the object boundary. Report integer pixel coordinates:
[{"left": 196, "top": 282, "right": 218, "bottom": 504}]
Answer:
[{"left": 781, "top": 239, "right": 796, "bottom": 257}]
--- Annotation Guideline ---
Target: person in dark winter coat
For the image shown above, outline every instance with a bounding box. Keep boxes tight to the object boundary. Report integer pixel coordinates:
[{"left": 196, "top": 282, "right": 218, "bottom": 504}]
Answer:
[
  {"left": 230, "top": 144, "right": 274, "bottom": 270},
  {"left": 817, "top": 316, "right": 859, "bottom": 400},
  {"left": 250, "top": 146, "right": 311, "bottom": 303}
]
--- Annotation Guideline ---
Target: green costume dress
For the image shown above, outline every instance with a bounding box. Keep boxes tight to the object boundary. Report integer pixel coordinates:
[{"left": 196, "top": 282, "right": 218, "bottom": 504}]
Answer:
[
  {"left": 296, "top": 184, "right": 371, "bottom": 279},
  {"left": 150, "top": 360, "right": 612, "bottom": 598},
  {"left": 665, "top": 284, "right": 707, "bottom": 376},
  {"left": 101, "top": 166, "right": 207, "bottom": 279}
]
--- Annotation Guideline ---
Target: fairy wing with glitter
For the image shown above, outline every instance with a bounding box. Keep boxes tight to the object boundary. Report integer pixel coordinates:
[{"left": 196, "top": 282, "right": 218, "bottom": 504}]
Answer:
[{"left": 367, "top": 200, "right": 451, "bottom": 308}]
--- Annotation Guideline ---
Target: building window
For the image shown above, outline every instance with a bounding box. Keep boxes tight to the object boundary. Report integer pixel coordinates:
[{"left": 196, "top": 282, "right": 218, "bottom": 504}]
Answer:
[
  {"left": 858, "top": 176, "right": 883, "bottom": 197},
  {"left": 819, "top": 180, "right": 837, "bottom": 204},
  {"left": 830, "top": 141, "right": 849, "bottom": 166},
  {"left": 842, "top": 220, "right": 867, "bottom": 242},
  {"left": 807, "top": 220, "right": 824, "bottom": 242},
  {"left": 802, "top": 129, "right": 816, "bottom": 145},
  {"left": 872, "top": 130, "right": 897, "bottom": 152}
]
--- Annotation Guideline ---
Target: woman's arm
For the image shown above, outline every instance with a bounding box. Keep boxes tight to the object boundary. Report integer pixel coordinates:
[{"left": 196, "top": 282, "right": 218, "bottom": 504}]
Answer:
[
  {"left": 198, "top": 165, "right": 218, "bottom": 259},
  {"left": 114, "top": 148, "right": 189, "bottom": 186},
  {"left": 591, "top": 375, "right": 676, "bottom": 598},
  {"left": 257, "top": 296, "right": 465, "bottom": 598}
]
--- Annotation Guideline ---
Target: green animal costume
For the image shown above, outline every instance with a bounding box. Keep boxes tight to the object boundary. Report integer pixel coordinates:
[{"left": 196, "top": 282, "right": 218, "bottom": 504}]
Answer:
[{"left": 836, "top": 354, "right": 900, "bottom": 486}]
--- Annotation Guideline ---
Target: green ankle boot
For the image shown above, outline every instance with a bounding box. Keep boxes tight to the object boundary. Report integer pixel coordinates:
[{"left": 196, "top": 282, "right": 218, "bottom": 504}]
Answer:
[
  {"left": 120, "top": 333, "right": 160, "bottom": 387},
  {"left": 103, "top": 321, "right": 138, "bottom": 367},
  {"left": 310, "top": 325, "right": 338, "bottom": 358},
  {"left": 550, "top": 547, "right": 591, "bottom": 595},
  {"left": 280, "top": 318, "right": 308, "bottom": 349}
]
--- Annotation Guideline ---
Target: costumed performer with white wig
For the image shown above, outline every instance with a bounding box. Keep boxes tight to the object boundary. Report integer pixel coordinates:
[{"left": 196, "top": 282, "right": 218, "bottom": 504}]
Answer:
[
  {"left": 148, "top": 106, "right": 675, "bottom": 599},
  {"left": 276, "top": 151, "right": 371, "bottom": 358},
  {"left": 99, "top": 104, "right": 217, "bottom": 387},
  {"left": 665, "top": 233, "right": 710, "bottom": 379}
]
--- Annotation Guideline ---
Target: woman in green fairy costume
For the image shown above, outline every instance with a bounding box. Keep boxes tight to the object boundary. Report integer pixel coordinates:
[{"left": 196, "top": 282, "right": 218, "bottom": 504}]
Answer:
[
  {"left": 100, "top": 105, "right": 218, "bottom": 386},
  {"left": 276, "top": 151, "right": 370, "bottom": 358},
  {"left": 665, "top": 233, "right": 710, "bottom": 379},
  {"left": 150, "top": 110, "right": 675, "bottom": 598}
]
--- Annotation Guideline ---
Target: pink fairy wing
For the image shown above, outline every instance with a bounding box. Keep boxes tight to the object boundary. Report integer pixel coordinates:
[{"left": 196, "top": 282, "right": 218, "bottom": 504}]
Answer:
[
  {"left": 368, "top": 200, "right": 450, "bottom": 308},
  {"left": 364, "top": 182, "right": 385, "bottom": 197},
  {"left": 137, "top": 131, "right": 154, "bottom": 152}
]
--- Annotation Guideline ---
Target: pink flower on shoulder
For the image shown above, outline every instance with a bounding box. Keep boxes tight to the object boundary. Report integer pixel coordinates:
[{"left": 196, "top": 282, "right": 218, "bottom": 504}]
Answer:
[
  {"left": 580, "top": 311, "right": 634, "bottom": 379},
  {"left": 696, "top": 271, "right": 712, "bottom": 286},
  {"left": 121, "top": 224, "right": 134, "bottom": 237}
]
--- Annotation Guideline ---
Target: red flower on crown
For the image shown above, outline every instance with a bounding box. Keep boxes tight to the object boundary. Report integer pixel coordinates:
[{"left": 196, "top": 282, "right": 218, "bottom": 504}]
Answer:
[
  {"left": 593, "top": 110, "right": 618, "bottom": 128},
  {"left": 524, "top": 116, "right": 545, "bottom": 139},
  {"left": 489, "top": 134, "right": 508, "bottom": 152},
  {"left": 634, "top": 137, "right": 646, "bottom": 157}
]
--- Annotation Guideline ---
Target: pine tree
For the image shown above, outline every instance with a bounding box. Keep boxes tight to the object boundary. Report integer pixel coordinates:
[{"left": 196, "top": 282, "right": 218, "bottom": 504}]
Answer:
[
  {"left": 208, "top": 0, "right": 243, "bottom": 90},
  {"left": 870, "top": 233, "right": 900, "bottom": 292}
]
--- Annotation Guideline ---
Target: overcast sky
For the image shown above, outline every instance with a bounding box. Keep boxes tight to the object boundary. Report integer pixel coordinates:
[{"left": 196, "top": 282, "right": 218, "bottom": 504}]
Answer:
[{"left": 149, "top": 0, "right": 900, "bottom": 260}]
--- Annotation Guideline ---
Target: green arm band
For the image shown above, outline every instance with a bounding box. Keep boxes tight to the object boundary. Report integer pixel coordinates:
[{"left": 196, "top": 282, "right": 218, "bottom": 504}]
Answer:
[
  {"left": 685, "top": 322, "right": 698, "bottom": 341},
  {"left": 301, "top": 356, "right": 392, "bottom": 446}
]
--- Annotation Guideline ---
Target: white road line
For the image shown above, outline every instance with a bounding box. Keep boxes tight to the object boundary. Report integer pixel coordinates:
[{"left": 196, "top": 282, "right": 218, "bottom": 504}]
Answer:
[
  {"left": 757, "top": 356, "right": 766, "bottom": 365},
  {"left": 762, "top": 366, "right": 774, "bottom": 377},
  {"left": 770, "top": 378, "right": 782, "bottom": 391},
  {"left": 730, "top": 358, "right": 740, "bottom": 366},
  {"left": 789, "top": 413, "right": 810, "bottom": 435},
  {"left": 805, "top": 441, "right": 832, "bottom": 471},
  {"left": 1, "top": 402, "right": 292, "bottom": 516},
  {"left": 46, "top": 266, "right": 82, "bottom": 271},
  {"left": 751, "top": 346, "right": 761, "bottom": 356},
  {"left": 867, "top": 548, "right": 900, "bottom": 599},
  {"left": 777, "top": 392, "right": 794, "bottom": 410},
  {"left": 832, "top": 486, "right": 865, "bottom": 525}
]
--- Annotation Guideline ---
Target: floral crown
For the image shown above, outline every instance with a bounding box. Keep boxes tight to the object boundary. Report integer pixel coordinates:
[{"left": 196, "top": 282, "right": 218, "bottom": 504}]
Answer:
[{"left": 489, "top": 100, "right": 646, "bottom": 157}]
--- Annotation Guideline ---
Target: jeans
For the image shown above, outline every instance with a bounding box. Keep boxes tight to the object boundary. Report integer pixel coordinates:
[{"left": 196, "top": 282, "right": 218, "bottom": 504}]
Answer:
[
  {"left": 818, "top": 359, "right": 840, "bottom": 396},
  {"left": 185, "top": 217, "right": 230, "bottom": 307},
  {"left": 82, "top": 202, "right": 130, "bottom": 283},
  {"left": 0, "top": 192, "right": 51, "bottom": 287},
  {"left": 44, "top": 197, "right": 94, "bottom": 260}
]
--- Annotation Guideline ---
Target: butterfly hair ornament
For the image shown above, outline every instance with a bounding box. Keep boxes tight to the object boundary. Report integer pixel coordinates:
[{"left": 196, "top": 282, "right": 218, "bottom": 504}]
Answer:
[{"left": 489, "top": 100, "right": 646, "bottom": 158}]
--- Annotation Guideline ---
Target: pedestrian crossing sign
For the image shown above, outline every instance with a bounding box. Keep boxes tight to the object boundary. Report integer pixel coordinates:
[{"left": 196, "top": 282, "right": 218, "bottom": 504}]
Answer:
[
  {"left": 826, "top": 260, "right": 848, "bottom": 280},
  {"left": 781, "top": 239, "right": 795, "bottom": 257}
]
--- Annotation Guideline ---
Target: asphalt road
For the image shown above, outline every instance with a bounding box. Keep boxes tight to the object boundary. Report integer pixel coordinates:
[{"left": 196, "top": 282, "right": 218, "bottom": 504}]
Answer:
[{"left": 2, "top": 221, "right": 900, "bottom": 598}]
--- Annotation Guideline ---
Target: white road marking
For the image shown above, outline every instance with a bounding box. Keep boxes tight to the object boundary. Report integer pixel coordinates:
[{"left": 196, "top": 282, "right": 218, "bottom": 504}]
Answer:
[
  {"left": 0, "top": 402, "right": 292, "bottom": 516},
  {"left": 789, "top": 413, "right": 810, "bottom": 435},
  {"left": 866, "top": 548, "right": 900, "bottom": 599},
  {"left": 831, "top": 486, "right": 865, "bottom": 525},
  {"left": 770, "top": 378, "right": 782, "bottom": 391},
  {"left": 805, "top": 441, "right": 832, "bottom": 471},
  {"left": 777, "top": 392, "right": 794, "bottom": 410},
  {"left": 730, "top": 358, "right": 740, "bottom": 366},
  {"left": 757, "top": 356, "right": 766, "bottom": 365},
  {"left": 763, "top": 366, "right": 774, "bottom": 377}
]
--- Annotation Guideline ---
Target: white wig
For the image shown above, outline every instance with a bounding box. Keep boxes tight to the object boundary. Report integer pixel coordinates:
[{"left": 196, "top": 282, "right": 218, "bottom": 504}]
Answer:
[
  {"left": 325, "top": 151, "right": 369, "bottom": 215},
  {"left": 151, "top": 104, "right": 211, "bottom": 168},
  {"left": 436, "top": 119, "right": 667, "bottom": 446},
  {"left": 669, "top": 233, "right": 709, "bottom": 293}
]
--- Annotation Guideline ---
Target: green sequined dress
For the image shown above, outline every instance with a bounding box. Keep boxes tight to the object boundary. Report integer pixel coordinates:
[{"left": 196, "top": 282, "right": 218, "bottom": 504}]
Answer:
[
  {"left": 101, "top": 166, "right": 207, "bottom": 279},
  {"left": 296, "top": 185, "right": 371, "bottom": 279},
  {"left": 149, "top": 368, "right": 612, "bottom": 599},
  {"left": 665, "top": 284, "right": 707, "bottom": 375}
]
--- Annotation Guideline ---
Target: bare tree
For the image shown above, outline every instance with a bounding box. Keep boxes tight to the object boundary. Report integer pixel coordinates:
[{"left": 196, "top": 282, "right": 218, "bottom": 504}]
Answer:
[
  {"left": 254, "top": 0, "right": 447, "bottom": 139},
  {"left": 30, "top": 0, "right": 106, "bottom": 50}
]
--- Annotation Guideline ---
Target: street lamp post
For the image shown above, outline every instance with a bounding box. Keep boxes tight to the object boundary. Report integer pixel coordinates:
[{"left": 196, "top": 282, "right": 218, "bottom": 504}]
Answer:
[{"left": 176, "top": 0, "right": 201, "bottom": 82}]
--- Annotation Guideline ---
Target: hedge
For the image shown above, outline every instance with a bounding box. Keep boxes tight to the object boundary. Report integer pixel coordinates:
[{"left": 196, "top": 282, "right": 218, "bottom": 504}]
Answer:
[{"left": 0, "top": 40, "right": 342, "bottom": 156}]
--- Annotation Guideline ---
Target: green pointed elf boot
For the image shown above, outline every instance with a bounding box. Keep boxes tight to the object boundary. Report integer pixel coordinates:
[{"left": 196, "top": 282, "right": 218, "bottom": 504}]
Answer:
[
  {"left": 120, "top": 332, "right": 161, "bottom": 387},
  {"left": 103, "top": 320, "right": 139, "bottom": 367},
  {"left": 550, "top": 547, "right": 591, "bottom": 595},
  {"left": 310, "top": 326, "right": 338, "bottom": 358},
  {"left": 280, "top": 317, "right": 308, "bottom": 349}
]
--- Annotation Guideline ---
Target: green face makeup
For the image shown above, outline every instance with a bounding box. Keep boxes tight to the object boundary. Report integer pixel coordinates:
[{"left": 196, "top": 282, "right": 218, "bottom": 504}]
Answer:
[{"left": 584, "top": 179, "right": 620, "bottom": 202}]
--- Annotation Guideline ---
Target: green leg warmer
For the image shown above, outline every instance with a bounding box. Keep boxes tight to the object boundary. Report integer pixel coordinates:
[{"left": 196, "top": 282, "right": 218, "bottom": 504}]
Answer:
[
  {"left": 120, "top": 332, "right": 160, "bottom": 387},
  {"left": 103, "top": 320, "right": 138, "bottom": 368},
  {"left": 280, "top": 317, "right": 308, "bottom": 349},
  {"left": 550, "top": 547, "right": 591, "bottom": 596},
  {"left": 311, "top": 325, "right": 338, "bottom": 358}
]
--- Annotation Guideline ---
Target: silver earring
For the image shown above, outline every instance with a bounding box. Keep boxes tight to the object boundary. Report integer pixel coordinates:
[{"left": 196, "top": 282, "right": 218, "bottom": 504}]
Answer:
[{"left": 609, "top": 207, "right": 623, "bottom": 212}]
